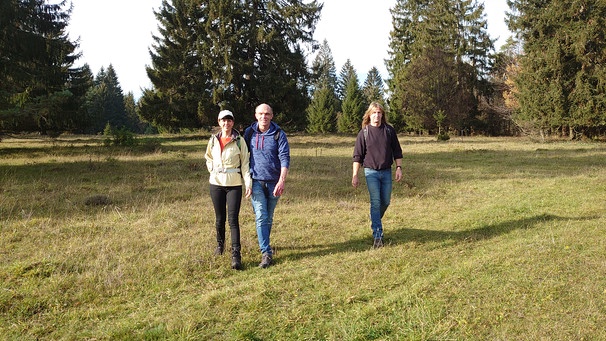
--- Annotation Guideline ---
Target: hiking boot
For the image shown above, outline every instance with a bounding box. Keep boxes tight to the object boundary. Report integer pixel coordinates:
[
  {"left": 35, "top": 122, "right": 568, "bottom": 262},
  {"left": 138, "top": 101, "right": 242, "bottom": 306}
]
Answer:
[
  {"left": 373, "top": 238, "right": 384, "bottom": 249},
  {"left": 214, "top": 242, "right": 224, "bottom": 256},
  {"left": 259, "top": 253, "right": 273, "bottom": 268},
  {"left": 231, "top": 247, "right": 242, "bottom": 270}
]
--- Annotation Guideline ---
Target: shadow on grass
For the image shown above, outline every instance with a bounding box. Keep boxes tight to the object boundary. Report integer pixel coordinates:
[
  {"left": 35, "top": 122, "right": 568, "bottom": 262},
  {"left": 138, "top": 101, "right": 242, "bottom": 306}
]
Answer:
[{"left": 277, "top": 214, "right": 595, "bottom": 263}]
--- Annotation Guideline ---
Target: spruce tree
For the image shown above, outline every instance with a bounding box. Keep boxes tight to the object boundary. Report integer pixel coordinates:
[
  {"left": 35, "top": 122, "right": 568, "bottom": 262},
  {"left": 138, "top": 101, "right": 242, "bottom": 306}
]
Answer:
[
  {"left": 0, "top": 0, "right": 80, "bottom": 134},
  {"left": 362, "top": 67, "right": 385, "bottom": 105},
  {"left": 387, "top": 0, "right": 493, "bottom": 134},
  {"left": 337, "top": 60, "right": 366, "bottom": 133},
  {"left": 307, "top": 39, "right": 339, "bottom": 133},
  {"left": 311, "top": 40, "right": 338, "bottom": 91},
  {"left": 507, "top": 0, "right": 606, "bottom": 138},
  {"left": 336, "top": 59, "right": 356, "bottom": 101},
  {"left": 140, "top": 0, "right": 209, "bottom": 130},
  {"left": 306, "top": 86, "right": 338, "bottom": 133},
  {"left": 143, "top": 0, "right": 321, "bottom": 131},
  {"left": 83, "top": 65, "right": 129, "bottom": 134},
  {"left": 123, "top": 92, "right": 144, "bottom": 133},
  {"left": 64, "top": 64, "right": 95, "bottom": 133}
]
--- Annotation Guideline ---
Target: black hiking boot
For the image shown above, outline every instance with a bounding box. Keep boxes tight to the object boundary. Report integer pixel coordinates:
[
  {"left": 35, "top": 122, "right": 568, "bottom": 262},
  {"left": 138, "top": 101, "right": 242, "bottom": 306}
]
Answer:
[
  {"left": 231, "top": 247, "right": 242, "bottom": 270},
  {"left": 214, "top": 241, "right": 224, "bottom": 256}
]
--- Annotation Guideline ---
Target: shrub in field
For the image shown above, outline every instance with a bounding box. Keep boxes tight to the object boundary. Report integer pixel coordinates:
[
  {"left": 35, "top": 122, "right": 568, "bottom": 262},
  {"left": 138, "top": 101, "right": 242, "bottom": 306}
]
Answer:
[
  {"left": 103, "top": 123, "right": 137, "bottom": 147},
  {"left": 437, "top": 132, "right": 450, "bottom": 141}
]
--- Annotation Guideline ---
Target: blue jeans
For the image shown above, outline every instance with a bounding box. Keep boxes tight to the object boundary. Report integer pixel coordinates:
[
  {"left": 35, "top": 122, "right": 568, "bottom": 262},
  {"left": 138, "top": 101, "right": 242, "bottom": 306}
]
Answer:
[
  {"left": 251, "top": 180, "right": 280, "bottom": 255},
  {"left": 364, "top": 168, "right": 392, "bottom": 239}
]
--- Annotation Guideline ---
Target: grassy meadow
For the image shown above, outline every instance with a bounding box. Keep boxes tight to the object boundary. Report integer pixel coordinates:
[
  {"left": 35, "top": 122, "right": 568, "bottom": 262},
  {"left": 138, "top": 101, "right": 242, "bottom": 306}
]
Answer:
[{"left": 1, "top": 133, "right": 605, "bottom": 340}]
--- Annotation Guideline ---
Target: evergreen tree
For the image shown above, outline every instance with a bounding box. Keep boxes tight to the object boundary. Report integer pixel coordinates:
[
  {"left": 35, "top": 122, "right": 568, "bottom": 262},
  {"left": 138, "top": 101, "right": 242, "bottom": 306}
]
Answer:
[
  {"left": 337, "top": 60, "right": 366, "bottom": 133},
  {"left": 387, "top": 0, "right": 494, "bottom": 134},
  {"left": 144, "top": 0, "right": 322, "bottom": 131},
  {"left": 362, "top": 67, "right": 385, "bottom": 105},
  {"left": 64, "top": 63, "right": 94, "bottom": 133},
  {"left": 507, "top": 0, "right": 606, "bottom": 138},
  {"left": 307, "top": 39, "right": 339, "bottom": 133},
  {"left": 336, "top": 59, "right": 356, "bottom": 101},
  {"left": 83, "top": 65, "right": 128, "bottom": 134},
  {"left": 311, "top": 40, "right": 338, "bottom": 92},
  {"left": 400, "top": 48, "right": 459, "bottom": 134},
  {"left": 123, "top": 92, "right": 144, "bottom": 133},
  {"left": 140, "top": 0, "right": 210, "bottom": 131},
  {"left": 0, "top": 0, "right": 80, "bottom": 134},
  {"left": 306, "top": 86, "right": 338, "bottom": 133}
]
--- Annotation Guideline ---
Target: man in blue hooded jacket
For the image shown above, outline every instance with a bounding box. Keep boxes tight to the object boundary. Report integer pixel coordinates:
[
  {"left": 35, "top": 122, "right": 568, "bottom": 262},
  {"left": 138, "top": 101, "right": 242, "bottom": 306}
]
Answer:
[{"left": 244, "top": 103, "right": 290, "bottom": 268}]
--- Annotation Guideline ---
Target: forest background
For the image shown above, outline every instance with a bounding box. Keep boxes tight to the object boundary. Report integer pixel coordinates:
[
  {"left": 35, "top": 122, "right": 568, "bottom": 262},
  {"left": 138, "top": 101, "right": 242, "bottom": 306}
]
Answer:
[{"left": 2, "top": 0, "right": 605, "bottom": 140}]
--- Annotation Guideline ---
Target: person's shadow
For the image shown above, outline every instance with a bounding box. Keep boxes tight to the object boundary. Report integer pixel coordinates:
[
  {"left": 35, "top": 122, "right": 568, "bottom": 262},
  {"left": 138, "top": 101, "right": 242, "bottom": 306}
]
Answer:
[{"left": 276, "top": 214, "right": 596, "bottom": 263}]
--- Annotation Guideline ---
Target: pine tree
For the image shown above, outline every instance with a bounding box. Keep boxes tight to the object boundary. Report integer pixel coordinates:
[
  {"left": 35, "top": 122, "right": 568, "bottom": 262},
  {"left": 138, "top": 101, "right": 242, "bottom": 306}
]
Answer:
[
  {"left": 306, "top": 86, "right": 338, "bottom": 133},
  {"left": 0, "top": 0, "right": 80, "bottom": 134},
  {"left": 387, "top": 0, "right": 494, "bottom": 134},
  {"left": 83, "top": 65, "right": 129, "bottom": 134},
  {"left": 337, "top": 60, "right": 366, "bottom": 133},
  {"left": 311, "top": 40, "right": 338, "bottom": 92},
  {"left": 507, "top": 0, "right": 606, "bottom": 138},
  {"left": 362, "top": 67, "right": 385, "bottom": 105},
  {"left": 307, "top": 39, "right": 339, "bottom": 133},
  {"left": 140, "top": 0, "right": 209, "bottom": 130},
  {"left": 143, "top": 0, "right": 322, "bottom": 131}
]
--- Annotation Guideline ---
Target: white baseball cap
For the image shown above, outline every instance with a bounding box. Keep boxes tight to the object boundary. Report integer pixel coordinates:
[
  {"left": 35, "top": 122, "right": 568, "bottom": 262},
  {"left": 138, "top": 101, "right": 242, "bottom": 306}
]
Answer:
[{"left": 218, "top": 110, "right": 234, "bottom": 120}]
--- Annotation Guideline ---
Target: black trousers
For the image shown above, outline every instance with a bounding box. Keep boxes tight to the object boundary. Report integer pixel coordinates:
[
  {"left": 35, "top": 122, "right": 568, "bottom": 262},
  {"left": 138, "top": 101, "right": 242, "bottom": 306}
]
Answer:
[{"left": 209, "top": 184, "right": 242, "bottom": 248}]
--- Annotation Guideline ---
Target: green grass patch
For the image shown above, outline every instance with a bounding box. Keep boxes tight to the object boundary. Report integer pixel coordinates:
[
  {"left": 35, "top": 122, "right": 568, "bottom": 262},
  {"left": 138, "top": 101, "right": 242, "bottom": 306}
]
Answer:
[{"left": 1, "top": 134, "right": 605, "bottom": 340}]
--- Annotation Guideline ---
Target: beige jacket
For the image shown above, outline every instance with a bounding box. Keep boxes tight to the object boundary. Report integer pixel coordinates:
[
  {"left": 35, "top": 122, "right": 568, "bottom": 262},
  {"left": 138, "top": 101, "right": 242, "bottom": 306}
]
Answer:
[{"left": 204, "top": 132, "right": 252, "bottom": 190}]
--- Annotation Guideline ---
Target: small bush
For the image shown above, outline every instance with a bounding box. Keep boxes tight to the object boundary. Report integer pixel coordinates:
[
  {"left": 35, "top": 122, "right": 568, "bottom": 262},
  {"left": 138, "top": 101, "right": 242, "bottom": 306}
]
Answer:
[
  {"left": 112, "top": 127, "right": 137, "bottom": 146},
  {"left": 437, "top": 132, "right": 450, "bottom": 141},
  {"left": 103, "top": 123, "right": 138, "bottom": 147}
]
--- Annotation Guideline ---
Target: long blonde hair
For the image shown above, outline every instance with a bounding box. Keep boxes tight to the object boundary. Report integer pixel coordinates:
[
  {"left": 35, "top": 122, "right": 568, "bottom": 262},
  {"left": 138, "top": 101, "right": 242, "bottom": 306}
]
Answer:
[{"left": 361, "top": 102, "right": 387, "bottom": 128}]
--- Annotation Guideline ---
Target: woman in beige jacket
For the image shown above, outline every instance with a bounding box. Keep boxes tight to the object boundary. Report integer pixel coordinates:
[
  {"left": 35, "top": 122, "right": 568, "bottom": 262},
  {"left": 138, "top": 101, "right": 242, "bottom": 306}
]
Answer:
[{"left": 204, "top": 110, "right": 252, "bottom": 270}]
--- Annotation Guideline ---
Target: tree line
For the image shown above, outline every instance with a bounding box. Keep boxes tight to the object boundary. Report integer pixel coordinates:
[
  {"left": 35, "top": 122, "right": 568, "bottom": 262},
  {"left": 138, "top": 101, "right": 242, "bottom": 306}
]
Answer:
[
  {"left": 0, "top": 0, "right": 146, "bottom": 136},
  {"left": 1, "top": 0, "right": 605, "bottom": 139}
]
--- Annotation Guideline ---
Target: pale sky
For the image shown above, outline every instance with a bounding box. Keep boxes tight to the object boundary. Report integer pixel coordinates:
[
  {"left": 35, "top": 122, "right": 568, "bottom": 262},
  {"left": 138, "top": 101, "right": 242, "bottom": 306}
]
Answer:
[{"left": 67, "top": 1, "right": 511, "bottom": 99}]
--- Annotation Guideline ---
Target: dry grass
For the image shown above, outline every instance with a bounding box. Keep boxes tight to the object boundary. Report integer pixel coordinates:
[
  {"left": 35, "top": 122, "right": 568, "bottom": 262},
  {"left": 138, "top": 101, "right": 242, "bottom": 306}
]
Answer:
[{"left": 1, "top": 134, "right": 605, "bottom": 340}]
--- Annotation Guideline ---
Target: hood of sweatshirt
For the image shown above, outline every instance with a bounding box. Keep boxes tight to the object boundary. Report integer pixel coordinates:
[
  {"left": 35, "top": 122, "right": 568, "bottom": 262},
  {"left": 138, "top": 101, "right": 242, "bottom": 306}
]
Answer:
[{"left": 249, "top": 121, "right": 280, "bottom": 150}]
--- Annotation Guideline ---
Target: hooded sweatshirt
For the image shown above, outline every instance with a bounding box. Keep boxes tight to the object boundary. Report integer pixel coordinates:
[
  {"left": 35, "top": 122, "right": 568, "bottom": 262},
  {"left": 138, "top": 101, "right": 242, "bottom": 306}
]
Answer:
[{"left": 244, "top": 121, "right": 290, "bottom": 182}]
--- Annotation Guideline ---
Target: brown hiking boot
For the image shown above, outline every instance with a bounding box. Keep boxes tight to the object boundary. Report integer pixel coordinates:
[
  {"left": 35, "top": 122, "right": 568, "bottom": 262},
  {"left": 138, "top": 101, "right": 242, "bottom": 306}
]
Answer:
[{"left": 259, "top": 253, "right": 273, "bottom": 268}]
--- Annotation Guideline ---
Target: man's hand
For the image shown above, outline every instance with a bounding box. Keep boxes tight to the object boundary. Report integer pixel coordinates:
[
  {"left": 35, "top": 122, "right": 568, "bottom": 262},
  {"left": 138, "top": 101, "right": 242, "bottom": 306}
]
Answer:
[
  {"left": 395, "top": 167, "right": 402, "bottom": 182},
  {"left": 273, "top": 180, "right": 285, "bottom": 197}
]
